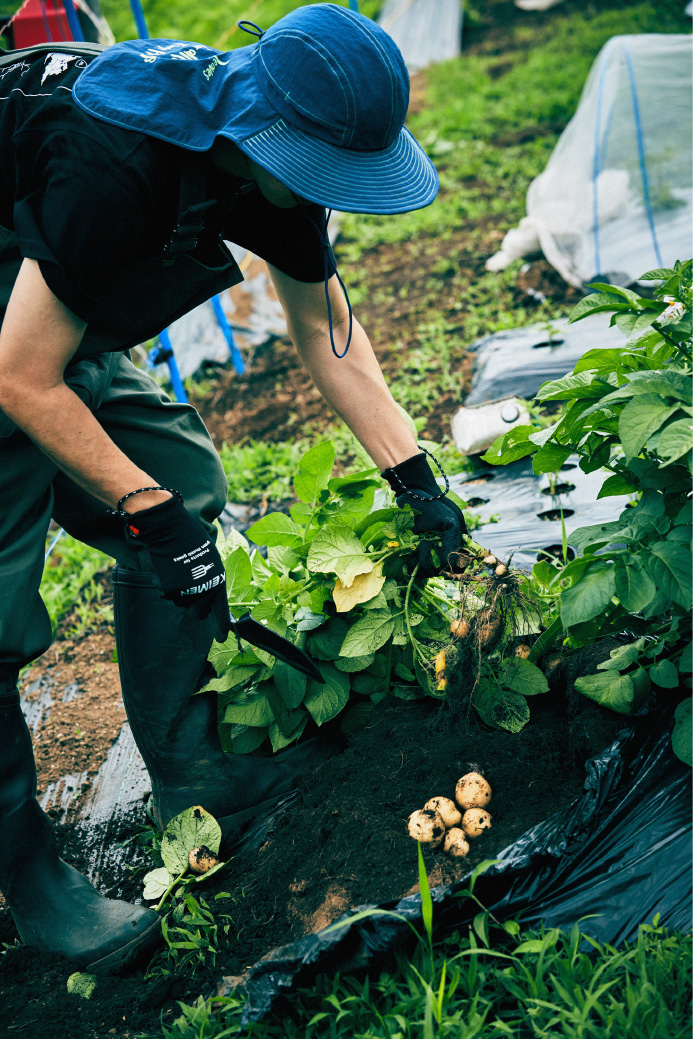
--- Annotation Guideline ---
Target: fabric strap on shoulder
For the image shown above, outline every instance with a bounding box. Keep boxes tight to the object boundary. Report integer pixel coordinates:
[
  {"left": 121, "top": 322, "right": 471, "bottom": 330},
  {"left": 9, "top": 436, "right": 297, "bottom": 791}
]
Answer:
[{"left": 0, "top": 42, "right": 105, "bottom": 68}]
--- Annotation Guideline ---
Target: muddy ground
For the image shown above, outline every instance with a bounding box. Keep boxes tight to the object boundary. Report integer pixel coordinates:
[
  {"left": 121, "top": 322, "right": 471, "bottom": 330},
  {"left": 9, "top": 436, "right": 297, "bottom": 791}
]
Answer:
[{"left": 0, "top": 629, "right": 622, "bottom": 1038}]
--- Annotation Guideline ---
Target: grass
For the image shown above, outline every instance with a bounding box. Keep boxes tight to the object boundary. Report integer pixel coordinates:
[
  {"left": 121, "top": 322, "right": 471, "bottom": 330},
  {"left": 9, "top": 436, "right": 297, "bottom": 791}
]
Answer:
[
  {"left": 145, "top": 914, "right": 692, "bottom": 1038},
  {"left": 41, "top": 533, "right": 113, "bottom": 636}
]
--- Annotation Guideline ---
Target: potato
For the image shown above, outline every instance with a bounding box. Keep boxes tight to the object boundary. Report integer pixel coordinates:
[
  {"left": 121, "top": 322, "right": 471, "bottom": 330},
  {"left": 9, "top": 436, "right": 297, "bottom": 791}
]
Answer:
[
  {"left": 450, "top": 618, "right": 470, "bottom": 638},
  {"left": 188, "top": 846, "right": 220, "bottom": 874},
  {"left": 455, "top": 772, "right": 492, "bottom": 809},
  {"left": 424, "top": 796, "right": 462, "bottom": 828},
  {"left": 514, "top": 644, "right": 531, "bottom": 659},
  {"left": 407, "top": 809, "right": 445, "bottom": 845},
  {"left": 443, "top": 828, "right": 469, "bottom": 859},
  {"left": 476, "top": 612, "right": 501, "bottom": 647},
  {"left": 461, "top": 808, "right": 492, "bottom": 838},
  {"left": 483, "top": 554, "right": 498, "bottom": 567},
  {"left": 495, "top": 564, "right": 508, "bottom": 577}
]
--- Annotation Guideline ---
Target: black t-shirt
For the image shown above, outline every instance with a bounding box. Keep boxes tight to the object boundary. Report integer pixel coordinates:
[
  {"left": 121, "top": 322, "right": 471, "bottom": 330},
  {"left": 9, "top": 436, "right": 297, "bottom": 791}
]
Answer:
[{"left": 0, "top": 49, "right": 335, "bottom": 326}]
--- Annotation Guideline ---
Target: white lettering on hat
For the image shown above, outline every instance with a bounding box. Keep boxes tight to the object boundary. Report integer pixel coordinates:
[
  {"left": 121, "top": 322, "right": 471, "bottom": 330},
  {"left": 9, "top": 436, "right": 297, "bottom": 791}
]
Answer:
[{"left": 141, "top": 43, "right": 202, "bottom": 64}]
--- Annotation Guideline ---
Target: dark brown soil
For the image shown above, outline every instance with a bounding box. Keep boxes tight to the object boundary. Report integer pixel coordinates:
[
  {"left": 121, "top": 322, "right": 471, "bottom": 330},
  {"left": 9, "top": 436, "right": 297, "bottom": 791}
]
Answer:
[{"left": 0, "top": 679, "right": 621, "bottom": 1039}]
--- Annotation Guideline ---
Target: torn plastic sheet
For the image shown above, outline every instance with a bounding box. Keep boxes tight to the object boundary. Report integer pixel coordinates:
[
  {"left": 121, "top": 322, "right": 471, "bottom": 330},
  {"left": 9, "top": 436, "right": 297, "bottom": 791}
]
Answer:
[
  {"left": 462, "top": 314, "right": 624, "bottom": 409},
  {"left": 449, "top": 455, "right": 631, "bottom": 573},
  {"left": 378, "top": 0, "right": 461, "bottom": 73},
  {"left": 233, "top": 715, "right": 691, "bottom": 1025}
]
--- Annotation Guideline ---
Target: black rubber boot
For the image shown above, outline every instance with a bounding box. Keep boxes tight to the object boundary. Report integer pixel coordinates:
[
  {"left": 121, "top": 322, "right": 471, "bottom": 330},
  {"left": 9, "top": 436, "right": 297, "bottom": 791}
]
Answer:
[
  {"left": 113, "top": 567, "right": 340, "bottom": 840},
  {"left": 0, "top": 690, "right": 161, "bottom": 972}
]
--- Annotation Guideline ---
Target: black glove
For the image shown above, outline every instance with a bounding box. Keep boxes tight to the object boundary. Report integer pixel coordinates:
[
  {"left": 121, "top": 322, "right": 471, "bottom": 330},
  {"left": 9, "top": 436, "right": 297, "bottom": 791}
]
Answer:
[
  {"left": 122, "top": 496, "right": 230, "bottom": 629},
  {"left": 382, "top": 452, "right": 467, "bottom": 577}
]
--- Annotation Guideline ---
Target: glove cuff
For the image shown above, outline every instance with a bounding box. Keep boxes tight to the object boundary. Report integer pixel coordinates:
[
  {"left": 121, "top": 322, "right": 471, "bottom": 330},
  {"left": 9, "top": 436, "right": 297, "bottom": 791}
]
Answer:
[
  {"left": 121, "top": 495, "right": 181, "bottom": 537},
  {"left": 381, "top": 452, "right": 442, "bottom": 498}
]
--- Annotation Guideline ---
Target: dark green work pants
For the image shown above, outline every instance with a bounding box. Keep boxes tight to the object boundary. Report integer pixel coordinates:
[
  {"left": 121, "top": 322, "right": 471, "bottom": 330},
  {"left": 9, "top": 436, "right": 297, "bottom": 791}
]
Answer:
[{"left": 0, "top": 353, "right": 228, "bottom": 677}]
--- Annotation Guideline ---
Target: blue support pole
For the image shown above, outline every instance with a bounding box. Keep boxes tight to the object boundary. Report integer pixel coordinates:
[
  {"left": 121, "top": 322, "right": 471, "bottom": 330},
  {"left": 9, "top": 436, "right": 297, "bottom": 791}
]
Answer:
[
  {"left": 348, "top": 0, "right": 359, "bottom": 9},
  {"left": 149, "top": 330, "right": 188, "bottom": 403},
  {"left": 211, "top": 295, "right": 245, "bottom": 375},
  {"left": 129, "top": 0, "right": 150, "bottom": 38},
  {"left": 61, "top": 0, "right": 84, "bottom": 41}
]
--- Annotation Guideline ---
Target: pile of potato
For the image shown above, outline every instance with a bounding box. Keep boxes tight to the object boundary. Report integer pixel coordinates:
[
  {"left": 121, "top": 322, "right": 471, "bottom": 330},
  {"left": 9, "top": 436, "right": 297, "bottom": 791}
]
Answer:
[{"left": 407, "top": 771, "right": 492, "bottom": 860}]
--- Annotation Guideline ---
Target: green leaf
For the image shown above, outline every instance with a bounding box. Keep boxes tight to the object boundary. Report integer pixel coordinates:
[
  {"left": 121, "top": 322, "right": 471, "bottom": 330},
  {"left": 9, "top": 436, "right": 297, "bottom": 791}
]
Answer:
[
  {"left": 222, "top": 690, "right": 275, "bottom": 727},
  {"left": 304, "top": 664, "right": 350, "bottom": 725},
  {"left": 198, "top": 665, "right": 258, "bottom": 694},
  {"left": 142, "top": 866, "right": 172, "bottom": 901},
  {"left": 639, "top": 267, "right": 676, "bottom": 281},
  {"left": 307, "top": 524, "right": 374, "bottom": 586},
  {"left": 596, "top": 639, "right": 646, "bottom": 672},
  {"left": 532, "top": 442, "right": 573, "bottom": 474},
  {"left": 679, "top": 641, "right": 693, "bottom": 674},
  {"left": 307, "top": 618, "right": 349, "bottom": 660},
  {"left": 672, "top": 698, "right": 692, "bottom": 766},
  {"left": 473, "top": 680, "right": 530, "bottom": 733},
  {"left": 614, "top": 561, "right": 657, "bottom": 613},
  {"left": 334, "top": 652, "right": 376, "bottom": 672},
  {"left": 623, "top": 371, "right": 693, "bottom": 404},
  {"left": 340, "top": 610, "right": 395, "bottom": 657},
  {"left": 586, "top": 282, "right": 644, "bottom": 307},
  {"left": 646, "top": 543, "right": 693, "bottom": 609},
  {"left": 246, "top": 512, "right": 304, "bottom": 548},
  {"left": 500, "top": 657, "right": 549, "bottom": 696},
  {"left": 481, "top": 425, "right": 536, "bottom": 465},
  {"left": 537, "top": 371, "right": 611, "bottom": 401},
  {"left": 618, "top": 395, "right": 679, "bottom": 460},
  {"left": 575, "top": 669, "right": 651, "bottom": 715},
  {"left": 269, "top": 718, "right": 307, "bottom": 751},
  {"left": 569, "top": 291, "right": 632, "bottom": 323},
  {"left": 224, "top": 547, "right": 255, "bottom": 603},
  {"left": 597, "top": 473, "right": 638, "bottom": 499},
  {"left": 560, "top": 563, "right": 616, "bottom": 628},
  {"left": 294, "top": 442, "right": 335, "bottom": 504},
  {"left": 657, "top": 418, "right": 692, "bottom": 466},
  {"left": 274, "top": 661, "right": 308, "bottom": 709},
  {"left": 223, "top": 724, "right": 268, "bottom": 755},
  {"left": 649, "top": 659, "right": 679, "bottom": 689},
  {"left": 161, "top": 806, "right": 222, "bottom": 876}
]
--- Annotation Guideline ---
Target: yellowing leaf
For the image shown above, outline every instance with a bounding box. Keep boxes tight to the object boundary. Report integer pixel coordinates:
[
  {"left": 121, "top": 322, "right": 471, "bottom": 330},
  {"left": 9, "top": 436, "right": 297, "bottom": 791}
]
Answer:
[{"left": 333, "top": 566, "right": 386, "bottom": 613}]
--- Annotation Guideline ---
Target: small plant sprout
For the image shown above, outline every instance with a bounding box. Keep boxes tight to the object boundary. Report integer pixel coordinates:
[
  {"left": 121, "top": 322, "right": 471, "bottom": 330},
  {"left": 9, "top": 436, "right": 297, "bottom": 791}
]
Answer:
[
  {"left": 443, "top": 828, "right": 469, "bottom": 858},
  {"left": 424, "top": 796, "right": 462, "bottom": 828},
  {"left": 407, "top": 809, "right": 445, "bottom": 845},
  {"left": 456, "top": 772, "right": 492, "bottom": 809},
  {"left": 461, "top": 808, "right": 492, "bottom": 838}
]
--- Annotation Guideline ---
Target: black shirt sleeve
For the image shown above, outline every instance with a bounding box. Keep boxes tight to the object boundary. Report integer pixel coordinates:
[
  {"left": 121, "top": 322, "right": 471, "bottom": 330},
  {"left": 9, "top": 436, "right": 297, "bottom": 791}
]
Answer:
[{"left": 221, "top": 186, "right": 337, "bottom": 285}]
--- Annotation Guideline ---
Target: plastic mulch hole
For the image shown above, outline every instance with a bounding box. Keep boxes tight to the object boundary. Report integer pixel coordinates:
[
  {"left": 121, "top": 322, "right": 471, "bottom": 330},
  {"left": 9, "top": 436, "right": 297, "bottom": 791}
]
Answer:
[
  {"left": 559, "top": 463, "right": 578, "bottom": 471},
  {"left": 466, "top": 497, "right": 491, "bottom": 507},
  {"left": 536, "top": 544, "right": 576, "bottom": 563},
  {"left": 541, "top": 483, "right": 576, "bottom": 496},
  {"left": 537, "top": 508, "right": 575, "bottom": 521},
  {"left": 531, "top": 338, "right": 566, "bottom": 349}
]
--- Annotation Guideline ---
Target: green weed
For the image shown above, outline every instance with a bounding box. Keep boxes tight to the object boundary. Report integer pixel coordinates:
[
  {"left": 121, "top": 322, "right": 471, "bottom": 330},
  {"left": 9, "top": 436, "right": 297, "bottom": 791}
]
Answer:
[{"left": 40, "top": 532, "right": 113, "bottom": 636}]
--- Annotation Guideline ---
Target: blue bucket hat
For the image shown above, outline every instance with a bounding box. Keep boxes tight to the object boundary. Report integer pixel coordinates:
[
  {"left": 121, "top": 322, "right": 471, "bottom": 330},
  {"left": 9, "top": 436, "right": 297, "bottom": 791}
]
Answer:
[{"left": 72, "top": 3, "right": 439, "bottom": 215}]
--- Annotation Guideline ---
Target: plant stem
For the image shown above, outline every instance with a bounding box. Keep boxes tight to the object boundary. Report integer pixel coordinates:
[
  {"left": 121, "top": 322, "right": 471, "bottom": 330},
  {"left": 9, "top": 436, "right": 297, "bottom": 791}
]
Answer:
[
  {"left": 385, "top": 639, "right": 393, "bottom": 696},
  {"left": 156, "top": 868, "right": 189, "bottom": 914},
  {"left": 404, "top": 566, "right": 427, "bottom": 663}
]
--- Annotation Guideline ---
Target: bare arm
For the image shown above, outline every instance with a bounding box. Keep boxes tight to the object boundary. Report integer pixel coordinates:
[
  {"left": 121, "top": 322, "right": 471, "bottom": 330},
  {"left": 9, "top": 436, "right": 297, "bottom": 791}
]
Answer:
[
  {"left": 0, "top": 259, "right": 169, "bottom": 513},
  {"left": 268, "top": 265, "right": 418, "bottom": 470}
]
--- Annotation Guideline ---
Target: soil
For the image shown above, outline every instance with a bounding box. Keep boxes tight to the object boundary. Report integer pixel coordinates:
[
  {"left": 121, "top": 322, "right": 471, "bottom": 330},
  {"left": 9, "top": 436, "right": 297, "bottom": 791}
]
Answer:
[{"left": 0, "top": 671, "right": 621, "bottom": 1039}]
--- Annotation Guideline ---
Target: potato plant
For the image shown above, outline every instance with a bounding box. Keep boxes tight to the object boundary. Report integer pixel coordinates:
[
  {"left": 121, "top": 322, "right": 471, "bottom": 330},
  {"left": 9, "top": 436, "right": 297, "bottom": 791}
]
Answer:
[
  {"left": 204, "top": 443, "right": 484, "bottom": 753},
  {"left": 484, "top": 260, "right": 693, "bottom": 764}
]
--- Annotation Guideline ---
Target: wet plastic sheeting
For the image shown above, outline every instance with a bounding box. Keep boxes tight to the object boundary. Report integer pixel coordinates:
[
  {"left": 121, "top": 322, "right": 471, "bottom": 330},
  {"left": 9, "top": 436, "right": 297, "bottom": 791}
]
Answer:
[
  {"left": 449, "top": 457, "right": 631, "bottom": 572},
  {"left": 463, "top": 314, "right": 623, "bottom": 407},
  {"left": 235, "top": 717, "right": 691, "bottom": 1025}
]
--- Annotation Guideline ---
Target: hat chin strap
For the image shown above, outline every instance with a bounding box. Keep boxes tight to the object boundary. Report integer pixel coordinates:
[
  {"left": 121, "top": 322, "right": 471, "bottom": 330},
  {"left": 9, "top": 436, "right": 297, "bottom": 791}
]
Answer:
[{"left": 303, "top": 208, "right": 353, "bottom": 359}]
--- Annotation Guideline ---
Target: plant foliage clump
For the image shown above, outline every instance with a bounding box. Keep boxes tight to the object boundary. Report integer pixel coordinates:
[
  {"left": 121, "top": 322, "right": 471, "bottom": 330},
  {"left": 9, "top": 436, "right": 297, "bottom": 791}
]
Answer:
[{"left": 484, "top": 260, "right": 692, "bottom": 763}]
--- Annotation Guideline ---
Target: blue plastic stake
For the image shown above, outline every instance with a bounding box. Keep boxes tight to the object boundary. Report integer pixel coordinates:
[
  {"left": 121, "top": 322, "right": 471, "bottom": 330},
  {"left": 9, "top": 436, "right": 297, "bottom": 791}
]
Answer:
[
  {"left": 61, "top": 0, "right": 83, "bottom": 40},
  {"left": 129, "top": 0, "right": 150, "bottom": 39},
  {"left": 348, "top": 0, "right": 359, "bottom": 9},
  {"left": 150, "top": 329, "right": 188, "bottom": 403},
  {"left": 211, "top": 295, "right": 245, "bottom": 375}
]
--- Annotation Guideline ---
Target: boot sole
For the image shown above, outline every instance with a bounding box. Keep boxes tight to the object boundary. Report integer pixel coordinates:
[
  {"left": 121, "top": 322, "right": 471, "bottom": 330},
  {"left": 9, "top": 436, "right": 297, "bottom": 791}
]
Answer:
[{"left": 86, "top": 917, "right": 163, "bottom": 975}]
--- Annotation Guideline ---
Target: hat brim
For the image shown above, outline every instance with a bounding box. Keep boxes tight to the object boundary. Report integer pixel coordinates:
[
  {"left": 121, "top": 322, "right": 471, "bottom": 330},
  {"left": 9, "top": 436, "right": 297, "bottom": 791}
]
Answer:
[{"left": 229, "top": 121, "right": 439, "bottom": 215}]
